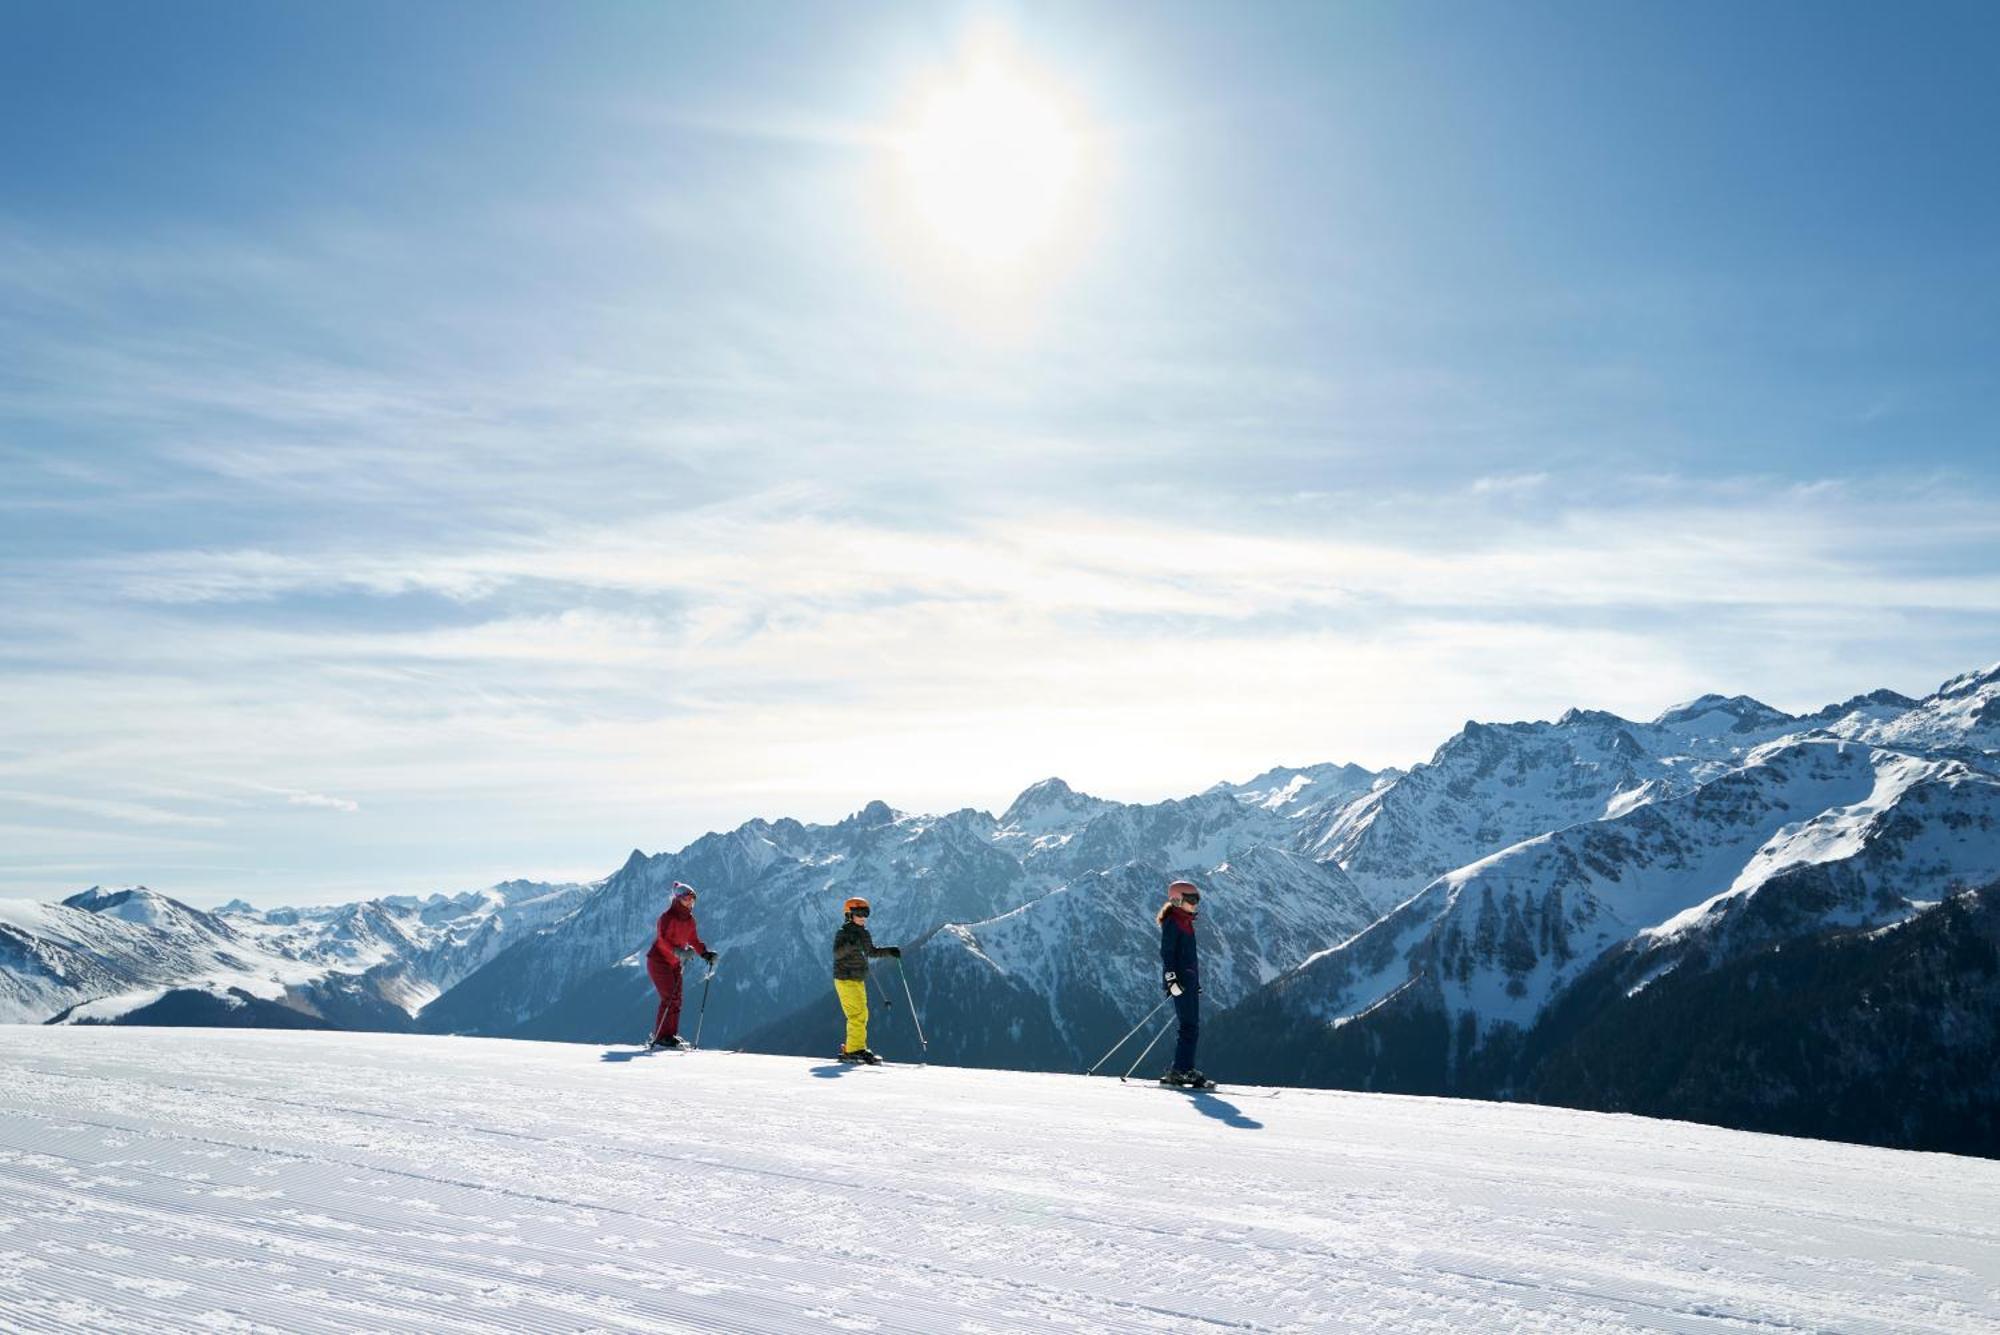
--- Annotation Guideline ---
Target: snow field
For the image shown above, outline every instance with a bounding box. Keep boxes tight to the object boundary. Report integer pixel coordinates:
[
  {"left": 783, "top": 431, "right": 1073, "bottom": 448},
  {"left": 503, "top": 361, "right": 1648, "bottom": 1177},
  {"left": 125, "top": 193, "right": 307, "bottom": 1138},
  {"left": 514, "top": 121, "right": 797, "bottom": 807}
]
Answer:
[{"left": 0, "top": 1027, "right": 1996, "bottom": 1333}]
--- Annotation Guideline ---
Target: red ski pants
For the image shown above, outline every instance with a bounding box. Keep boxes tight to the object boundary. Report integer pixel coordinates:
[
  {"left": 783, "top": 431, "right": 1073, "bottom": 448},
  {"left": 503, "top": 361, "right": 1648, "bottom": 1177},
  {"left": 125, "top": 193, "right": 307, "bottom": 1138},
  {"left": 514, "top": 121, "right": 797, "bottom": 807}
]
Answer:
[{"left": 647, "top": 951, "right": 684, "bottom": 1042}]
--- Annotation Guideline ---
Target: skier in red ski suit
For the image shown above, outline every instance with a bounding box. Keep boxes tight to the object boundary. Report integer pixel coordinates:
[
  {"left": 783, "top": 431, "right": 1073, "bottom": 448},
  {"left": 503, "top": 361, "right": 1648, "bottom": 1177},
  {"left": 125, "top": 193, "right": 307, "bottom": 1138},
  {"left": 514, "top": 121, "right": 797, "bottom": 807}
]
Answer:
[{"left": 647, "top": 883, "right": 715, "bottom": 1048}]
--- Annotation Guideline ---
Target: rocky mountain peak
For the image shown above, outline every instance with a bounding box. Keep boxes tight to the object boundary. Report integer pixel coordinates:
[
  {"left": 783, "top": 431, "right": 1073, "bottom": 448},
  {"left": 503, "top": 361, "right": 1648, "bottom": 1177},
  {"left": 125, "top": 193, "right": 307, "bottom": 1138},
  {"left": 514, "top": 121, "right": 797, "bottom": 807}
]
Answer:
[
  {"left": 1210, "top": 763, "right": 1378, "bottom": 816},
  {"left": 1006, "top": 776, "right": 1074, "bottom": 805},
  {"left": 1937, "top": 661, "right": 2000, "bottom": 699},
  {"left": 56, "top": 885, "right": 234, "bottom": 939},
  {"left": 62, "top": 886, "right": 168, "bottom": 917},
  {"left": 1807, "top": 688, "right": 1920, "bottom": 723},
  {"left": 840, "top": 799, "right": 898, "bottom": 829},
  {"left": 997, "top": 777, "right": 1113, "bottom": 834},
  {"left": 1652, "top": 693, "right": 1794, "bottom": 734},
  {"left": 1556, "top": 707, "right": 1626, "bottom": 728}
]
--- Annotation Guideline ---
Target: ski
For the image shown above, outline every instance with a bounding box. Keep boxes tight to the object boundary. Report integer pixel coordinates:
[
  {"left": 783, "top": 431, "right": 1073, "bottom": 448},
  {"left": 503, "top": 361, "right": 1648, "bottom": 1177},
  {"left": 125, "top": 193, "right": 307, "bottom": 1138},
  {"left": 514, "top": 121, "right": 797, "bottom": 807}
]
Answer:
[
  {"left": 1109, "top": 1076, "right": 1283, "bottom": 1098},
  {"left": 1141, "top": 1083, "right": 1283, "bottom": 1099},
  {"left": 1114, "top": 1071, "right": 1216, "bottom": 1091},
  {"left": 640, "top": 1034, "right": 700, "bottom": 1053},
  {"left": 833, "top": 1049, "right": 888, "bottom": 1066}
]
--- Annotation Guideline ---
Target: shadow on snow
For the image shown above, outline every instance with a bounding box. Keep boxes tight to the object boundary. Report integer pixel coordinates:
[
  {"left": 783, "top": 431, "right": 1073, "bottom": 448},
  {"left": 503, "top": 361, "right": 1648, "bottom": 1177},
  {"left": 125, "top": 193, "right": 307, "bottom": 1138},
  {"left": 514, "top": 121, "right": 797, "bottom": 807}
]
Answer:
[{"left": 1185, "top": 1091, "right": 1263, "bottom": 1130}]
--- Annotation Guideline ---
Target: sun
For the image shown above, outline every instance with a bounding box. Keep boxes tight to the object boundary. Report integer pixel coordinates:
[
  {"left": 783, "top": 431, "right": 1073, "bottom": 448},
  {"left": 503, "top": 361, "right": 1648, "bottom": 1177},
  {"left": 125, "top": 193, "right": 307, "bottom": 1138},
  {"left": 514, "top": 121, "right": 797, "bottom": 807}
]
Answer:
[{"left": 892, "top": 53, "right": 1089, "bottom": 275}]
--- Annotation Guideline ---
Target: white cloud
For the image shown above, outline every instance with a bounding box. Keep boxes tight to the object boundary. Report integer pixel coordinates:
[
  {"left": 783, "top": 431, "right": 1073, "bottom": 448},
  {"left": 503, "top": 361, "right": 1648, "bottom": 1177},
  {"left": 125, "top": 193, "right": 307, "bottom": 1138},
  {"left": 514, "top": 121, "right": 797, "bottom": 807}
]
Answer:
[
  {"left": 0, "top": 791, "right": 226, "bottom": 828},
  {"left": 67, "top": 481, "right": 2000, "bottom": 630},
  {"left": 1468, "top": 472, "right": 1549, "bottom": 495},
  {"left": 6, "top": 478, "right": 1995, "bottom": 891},
  {"left": 280, "top": 790, "right": 361, "bottom": 814}
]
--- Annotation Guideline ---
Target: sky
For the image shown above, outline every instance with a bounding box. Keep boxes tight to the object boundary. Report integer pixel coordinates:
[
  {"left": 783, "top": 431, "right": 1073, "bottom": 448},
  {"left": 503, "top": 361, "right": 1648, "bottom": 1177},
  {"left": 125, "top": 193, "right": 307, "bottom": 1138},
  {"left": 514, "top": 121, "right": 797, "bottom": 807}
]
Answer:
[{"left": 3, "top": 2, "right": 1998, "bottom": 907}]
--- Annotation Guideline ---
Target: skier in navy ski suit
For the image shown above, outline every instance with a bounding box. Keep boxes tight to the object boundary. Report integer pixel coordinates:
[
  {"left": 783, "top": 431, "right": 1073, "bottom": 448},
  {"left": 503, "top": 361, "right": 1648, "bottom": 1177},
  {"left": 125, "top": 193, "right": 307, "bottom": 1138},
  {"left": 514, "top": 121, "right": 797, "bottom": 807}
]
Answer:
[{"left": 1158, "top": 879, "right": 1206, "bottom": 1086}]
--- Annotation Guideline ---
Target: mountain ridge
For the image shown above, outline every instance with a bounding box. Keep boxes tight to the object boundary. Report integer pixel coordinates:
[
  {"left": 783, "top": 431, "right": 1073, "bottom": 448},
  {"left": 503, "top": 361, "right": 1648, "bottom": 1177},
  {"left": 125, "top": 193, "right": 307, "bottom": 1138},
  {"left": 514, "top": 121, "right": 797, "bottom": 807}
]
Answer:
[{"left": 9, "top": 658, "right": 2000, "bottom": 1153}]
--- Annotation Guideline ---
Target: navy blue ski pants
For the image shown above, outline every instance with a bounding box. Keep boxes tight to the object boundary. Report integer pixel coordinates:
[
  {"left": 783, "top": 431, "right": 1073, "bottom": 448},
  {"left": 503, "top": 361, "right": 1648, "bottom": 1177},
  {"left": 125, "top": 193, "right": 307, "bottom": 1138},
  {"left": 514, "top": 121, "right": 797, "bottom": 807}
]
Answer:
[{"left": 1171, "top": 984, "right": 1200, "bottom": 1072}]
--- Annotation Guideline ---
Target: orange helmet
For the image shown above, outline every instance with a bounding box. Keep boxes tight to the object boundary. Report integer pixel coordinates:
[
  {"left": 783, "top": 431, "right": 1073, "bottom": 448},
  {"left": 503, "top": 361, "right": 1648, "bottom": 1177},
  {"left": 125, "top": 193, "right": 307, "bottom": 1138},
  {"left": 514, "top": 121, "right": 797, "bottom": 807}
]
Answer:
[{"left": 843, "top": 896, "right": 870, "bottom": 916}]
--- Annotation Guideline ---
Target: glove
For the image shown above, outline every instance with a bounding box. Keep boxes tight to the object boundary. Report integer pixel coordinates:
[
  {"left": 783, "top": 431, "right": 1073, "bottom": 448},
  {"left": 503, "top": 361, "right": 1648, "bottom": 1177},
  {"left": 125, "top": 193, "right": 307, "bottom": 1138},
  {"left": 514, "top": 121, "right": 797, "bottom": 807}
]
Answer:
[
  {"left": 885, "top": 946, "right": 902, "bottom": 958},
  {"left": 700, "top": 950, "right": 717, "bottom": 965},
  {"left": 1164, "top": 971, "right": 1183, "bottom": 997}
]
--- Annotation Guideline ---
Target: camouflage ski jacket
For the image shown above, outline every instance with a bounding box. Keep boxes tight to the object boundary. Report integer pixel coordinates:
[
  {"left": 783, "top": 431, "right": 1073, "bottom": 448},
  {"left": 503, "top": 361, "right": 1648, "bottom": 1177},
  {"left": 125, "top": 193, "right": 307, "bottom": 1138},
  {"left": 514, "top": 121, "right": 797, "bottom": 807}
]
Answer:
[{"left": 833, "top": 920, "right": 892, "bottom": 980}]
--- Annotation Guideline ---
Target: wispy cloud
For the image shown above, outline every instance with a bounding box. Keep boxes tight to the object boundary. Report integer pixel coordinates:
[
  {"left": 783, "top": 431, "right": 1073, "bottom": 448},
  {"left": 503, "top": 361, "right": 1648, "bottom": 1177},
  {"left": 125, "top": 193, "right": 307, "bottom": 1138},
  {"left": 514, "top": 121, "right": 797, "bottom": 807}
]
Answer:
[
  {"left": 270, "top": 787, "right": 361, "bottom": 814},
  {"left": 4, "top": 6, "right": 1997, "bottom": 907},
  {"left": 6, "top": 480, "right": 1995, "bottom": 872},
  {"left": 0, "top": 791, "right": 226, "bottom": 828},
  {"left": 1469, "top": 473, "right": 1549, "bottom": 495},
  {"left": 50, "top": 480, "right": 2000, "bottom": 626}
]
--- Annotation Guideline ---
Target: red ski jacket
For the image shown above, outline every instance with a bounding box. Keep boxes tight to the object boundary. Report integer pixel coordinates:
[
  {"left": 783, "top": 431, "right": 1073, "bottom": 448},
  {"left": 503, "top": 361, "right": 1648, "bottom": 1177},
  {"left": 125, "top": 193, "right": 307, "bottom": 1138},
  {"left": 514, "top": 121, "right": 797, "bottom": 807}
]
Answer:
[{"left": 649, "top": 902, "right": 708, "bottom": 963}]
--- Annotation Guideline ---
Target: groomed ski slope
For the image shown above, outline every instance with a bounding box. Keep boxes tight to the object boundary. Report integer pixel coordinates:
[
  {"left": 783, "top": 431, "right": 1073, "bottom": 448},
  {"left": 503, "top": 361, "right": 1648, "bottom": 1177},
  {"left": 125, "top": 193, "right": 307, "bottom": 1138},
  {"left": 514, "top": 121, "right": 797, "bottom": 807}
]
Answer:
[{"left": 1, "top": 1030, "right": 1995, "bottom": 1333}]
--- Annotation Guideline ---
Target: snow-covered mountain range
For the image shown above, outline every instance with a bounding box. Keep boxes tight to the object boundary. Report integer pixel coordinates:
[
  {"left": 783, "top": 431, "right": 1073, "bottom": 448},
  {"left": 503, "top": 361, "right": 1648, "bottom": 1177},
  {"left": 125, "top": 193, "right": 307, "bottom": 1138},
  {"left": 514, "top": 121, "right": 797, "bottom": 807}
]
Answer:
[
  {"left": 1219, "top": 740, "right": 1998, "bottom": 1060},
  {"left": 5, "top": 658, "right": 1998, "bottom": 1153},
  {"left": 0, "top": 880, "right": 588, "bottom": 1027},
  {"left": 1213, "top": 665, "right": 2000, "bottom": 1136}
]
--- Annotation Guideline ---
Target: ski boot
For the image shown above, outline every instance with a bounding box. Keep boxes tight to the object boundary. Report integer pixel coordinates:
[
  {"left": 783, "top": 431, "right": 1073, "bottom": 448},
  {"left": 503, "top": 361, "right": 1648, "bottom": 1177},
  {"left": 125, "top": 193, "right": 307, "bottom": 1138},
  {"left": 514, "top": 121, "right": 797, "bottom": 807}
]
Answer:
[
  {"left": 1184, "top": 1069, "right": 1215, "bottom": 1090},
  {"left": 837, "top": 1049, "right": 867, "bottom": 1063},
  {"left": 1159, "top": 1068, "right": 1193, "bottom": 1087},
  {"left": 856, "top": 1048, "right": 885, "bottom": 1065},
  {"left": 650, "top": 1033, "right": 685, "bottom": 1050}
]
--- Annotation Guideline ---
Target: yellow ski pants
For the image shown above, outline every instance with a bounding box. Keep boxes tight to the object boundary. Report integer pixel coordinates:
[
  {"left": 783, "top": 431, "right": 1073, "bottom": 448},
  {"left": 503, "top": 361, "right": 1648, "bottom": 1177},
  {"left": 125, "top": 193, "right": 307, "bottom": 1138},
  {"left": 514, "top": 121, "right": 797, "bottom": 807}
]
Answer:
[{"left": 834, "top": 978, "right": 869, "bottom": 1053}]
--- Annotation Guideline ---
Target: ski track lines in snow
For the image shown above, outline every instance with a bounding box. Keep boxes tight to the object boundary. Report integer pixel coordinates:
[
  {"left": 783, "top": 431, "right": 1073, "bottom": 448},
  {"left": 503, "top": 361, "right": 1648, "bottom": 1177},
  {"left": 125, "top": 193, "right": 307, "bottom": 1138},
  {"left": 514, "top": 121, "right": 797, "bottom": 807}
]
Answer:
[{"left": 0, "top": 1032, "right": 1994, "bottom": 1334}]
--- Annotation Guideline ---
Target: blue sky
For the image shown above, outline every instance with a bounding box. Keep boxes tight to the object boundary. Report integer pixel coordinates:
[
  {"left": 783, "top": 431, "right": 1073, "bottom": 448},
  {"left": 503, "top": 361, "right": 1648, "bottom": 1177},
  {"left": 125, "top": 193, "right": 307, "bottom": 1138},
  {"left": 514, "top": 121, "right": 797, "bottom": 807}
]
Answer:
[{"left": 3, "top": 2, "right": 1997, "bottom": 906}]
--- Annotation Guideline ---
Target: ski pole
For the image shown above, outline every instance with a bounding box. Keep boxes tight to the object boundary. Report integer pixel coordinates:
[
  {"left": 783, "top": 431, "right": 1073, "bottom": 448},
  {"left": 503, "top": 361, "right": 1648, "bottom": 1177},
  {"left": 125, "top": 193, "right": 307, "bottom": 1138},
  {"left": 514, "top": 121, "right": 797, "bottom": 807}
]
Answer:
[
  {"left": 692, "top": 960, "right": 717, "bottom": 1050},
  {"left": 1085, "top": 998, "right": 1169, "bottom": 1076},
  {"left": 895, "top": 959, "right": 928, "bottom": 1054},
  {"left": 1119, "top": 1014, "right": 1176, "bottom": 1082}
]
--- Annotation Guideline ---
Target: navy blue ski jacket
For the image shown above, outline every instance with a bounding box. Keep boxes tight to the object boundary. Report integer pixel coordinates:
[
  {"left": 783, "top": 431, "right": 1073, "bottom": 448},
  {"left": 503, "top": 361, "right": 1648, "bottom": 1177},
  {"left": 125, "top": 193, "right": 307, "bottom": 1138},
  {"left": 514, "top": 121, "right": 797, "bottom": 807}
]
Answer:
[{"left": 1159, "top": 906, "right": 1199, "bottom": 989}]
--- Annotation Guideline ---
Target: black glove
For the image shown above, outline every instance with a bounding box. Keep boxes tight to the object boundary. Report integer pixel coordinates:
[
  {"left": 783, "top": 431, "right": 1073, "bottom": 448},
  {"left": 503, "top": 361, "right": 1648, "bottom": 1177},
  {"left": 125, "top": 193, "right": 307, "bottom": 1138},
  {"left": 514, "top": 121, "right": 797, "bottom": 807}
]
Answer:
[
  {"left": 700, "top": 950, "right": 717, "bottom": 965},
  {"left": 886, "top": 946, "right": 902, "bottom": 958},
  {"left": 1164, "top": 971, "right": 1182, "bottom": 997}
]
